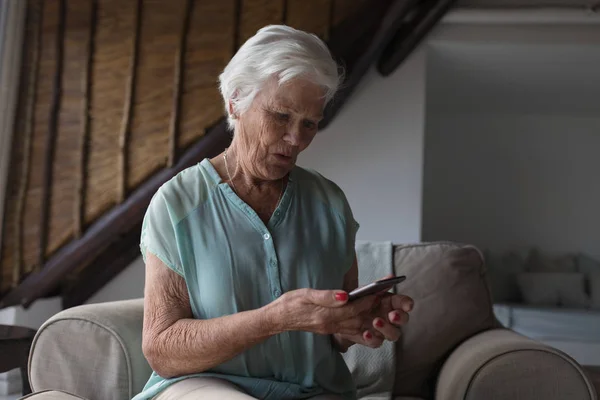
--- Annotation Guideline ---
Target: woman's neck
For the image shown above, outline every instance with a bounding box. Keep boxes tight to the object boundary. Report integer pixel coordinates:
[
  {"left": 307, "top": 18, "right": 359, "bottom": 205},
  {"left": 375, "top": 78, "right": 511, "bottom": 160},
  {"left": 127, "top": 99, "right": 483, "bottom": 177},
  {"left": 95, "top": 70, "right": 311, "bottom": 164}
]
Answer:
[
  {"left": 221, "top": 146, "right": 287, "bottom": 224},
  {"left": 224, "top": 145, "right": 283, "bottom": 195}
]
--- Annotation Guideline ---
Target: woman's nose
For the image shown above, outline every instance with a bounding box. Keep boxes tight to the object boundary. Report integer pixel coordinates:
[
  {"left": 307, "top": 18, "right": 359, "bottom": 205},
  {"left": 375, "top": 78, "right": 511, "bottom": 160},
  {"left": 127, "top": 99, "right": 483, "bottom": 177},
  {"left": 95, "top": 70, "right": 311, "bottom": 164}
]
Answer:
[{"left": 283, "top": 126, "right": 302, "bottom": 146}]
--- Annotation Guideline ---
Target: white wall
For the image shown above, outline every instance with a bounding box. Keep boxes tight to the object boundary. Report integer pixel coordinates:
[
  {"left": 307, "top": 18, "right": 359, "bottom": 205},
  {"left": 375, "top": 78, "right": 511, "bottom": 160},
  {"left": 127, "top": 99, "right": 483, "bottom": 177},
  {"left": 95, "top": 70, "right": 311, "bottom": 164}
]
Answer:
[
  {"left": 0, "top": 297, "right": 62, "bottom": 329},
  {"left": 0, "top": 305, "right": 15, "bottom": 325},
  {"left": 10, "top": 297, "right": 62, "bottom": 329},
  {"left": 422, "top": 112, "right": 600, "bottom": 260},
  {"left": 86, "top": 257, "right": 145, "bottom": 304},
  {"left": 300, "top": 49, "right": 427, "bottom": 244}
]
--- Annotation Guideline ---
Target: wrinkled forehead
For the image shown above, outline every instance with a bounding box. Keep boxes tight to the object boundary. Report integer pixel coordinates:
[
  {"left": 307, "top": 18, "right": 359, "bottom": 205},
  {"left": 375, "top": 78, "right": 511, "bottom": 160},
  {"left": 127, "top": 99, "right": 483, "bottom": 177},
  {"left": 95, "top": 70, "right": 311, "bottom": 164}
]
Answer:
[{"left": 258, "top": 77, "right": 326, "bottom": 114}]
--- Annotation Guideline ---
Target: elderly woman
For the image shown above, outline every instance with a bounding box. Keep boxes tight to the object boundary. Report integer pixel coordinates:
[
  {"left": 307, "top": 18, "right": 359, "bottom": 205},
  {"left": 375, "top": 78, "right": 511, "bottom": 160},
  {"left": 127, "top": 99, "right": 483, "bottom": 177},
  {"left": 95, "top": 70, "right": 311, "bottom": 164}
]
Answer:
[{"left": 134, "top": 25, "right": 413, "bottom": 400}]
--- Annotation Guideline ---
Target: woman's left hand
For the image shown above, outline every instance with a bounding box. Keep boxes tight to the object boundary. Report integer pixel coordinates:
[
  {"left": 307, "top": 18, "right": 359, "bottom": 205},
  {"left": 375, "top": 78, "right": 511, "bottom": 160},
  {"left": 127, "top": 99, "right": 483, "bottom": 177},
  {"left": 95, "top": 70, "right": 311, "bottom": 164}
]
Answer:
[
  {"left": 370, "top": 292, "right": 413, "bottom": 341},
  {"left": 332, "top": 291, "right": 413, "bottom": 351}
]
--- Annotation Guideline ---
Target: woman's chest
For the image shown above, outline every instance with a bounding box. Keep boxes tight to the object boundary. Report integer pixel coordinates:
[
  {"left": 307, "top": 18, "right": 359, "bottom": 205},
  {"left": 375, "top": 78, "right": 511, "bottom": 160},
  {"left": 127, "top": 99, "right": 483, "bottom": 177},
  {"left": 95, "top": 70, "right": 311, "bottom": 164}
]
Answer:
[{"left": 179, "top": 206, "right": 352, "bottom": 317}]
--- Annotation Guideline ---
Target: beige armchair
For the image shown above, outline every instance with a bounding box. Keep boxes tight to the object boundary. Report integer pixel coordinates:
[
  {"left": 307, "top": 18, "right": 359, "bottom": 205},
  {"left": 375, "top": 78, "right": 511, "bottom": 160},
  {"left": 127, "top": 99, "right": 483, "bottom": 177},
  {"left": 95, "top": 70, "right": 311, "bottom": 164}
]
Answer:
[{"left": 23, "top": 243, "right": 598, "bottom": 400}]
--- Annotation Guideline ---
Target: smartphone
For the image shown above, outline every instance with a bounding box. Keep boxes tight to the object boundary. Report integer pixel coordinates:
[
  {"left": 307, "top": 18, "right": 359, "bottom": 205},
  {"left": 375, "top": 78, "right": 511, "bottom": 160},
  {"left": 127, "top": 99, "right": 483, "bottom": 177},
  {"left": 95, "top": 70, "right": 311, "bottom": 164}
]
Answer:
[{"left": 348, "top": 275, "right": 406, "bottom": 301}]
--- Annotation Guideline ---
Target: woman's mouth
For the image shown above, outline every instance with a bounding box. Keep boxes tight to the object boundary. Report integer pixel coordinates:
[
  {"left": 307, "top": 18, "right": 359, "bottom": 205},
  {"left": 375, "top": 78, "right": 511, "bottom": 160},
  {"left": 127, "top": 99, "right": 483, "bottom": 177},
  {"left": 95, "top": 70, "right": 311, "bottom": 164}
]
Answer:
[{"left": 273, "top": 153, "right": 294, "bottom": 164}]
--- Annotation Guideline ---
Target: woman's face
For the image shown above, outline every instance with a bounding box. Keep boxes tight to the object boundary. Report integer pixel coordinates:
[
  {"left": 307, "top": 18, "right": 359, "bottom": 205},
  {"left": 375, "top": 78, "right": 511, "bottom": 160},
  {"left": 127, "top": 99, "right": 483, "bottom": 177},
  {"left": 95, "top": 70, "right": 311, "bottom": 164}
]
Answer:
[{"left": 234, "top": 77, "right": 326, "bottom": 180}]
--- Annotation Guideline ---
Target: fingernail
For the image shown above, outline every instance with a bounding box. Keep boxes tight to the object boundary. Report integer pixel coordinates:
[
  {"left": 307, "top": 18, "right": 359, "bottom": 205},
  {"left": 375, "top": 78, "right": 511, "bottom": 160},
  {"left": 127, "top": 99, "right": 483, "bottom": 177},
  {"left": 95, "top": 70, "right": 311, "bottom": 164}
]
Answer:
[
  {"left": 365, "top": 331, "right": 372, "bottom": 339},
  {"left": 335, "top": 292, "right": 348, "bottom": 302},
  {"left": 375, "top": 319, "right": 384, "bottom": 328},
  {"left": 403, "top": 303, "right": 412, "bottom": 312},
  {"left": 392, "top": 313, "right": 400, "bottom": 322}
]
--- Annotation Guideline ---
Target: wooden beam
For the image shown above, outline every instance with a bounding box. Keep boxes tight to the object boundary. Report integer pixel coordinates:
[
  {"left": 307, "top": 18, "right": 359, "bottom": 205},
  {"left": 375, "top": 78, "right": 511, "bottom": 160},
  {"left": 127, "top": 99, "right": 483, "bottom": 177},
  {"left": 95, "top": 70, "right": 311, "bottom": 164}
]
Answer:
[
  {"left": 320, "top": 0, "right": 416, "bottom": 129},
  {"left": 285, "top": 0, "right": 331, "bottom": 39},
  {"left": 282, "top": 0, "right": 289, "bottom": 24},
  {"left": 38, "top": 0, "right": 66, "bottom": 269},
  {"left": 0, "top": 123, "right": 232, "bottom": 309},
  {"left": 239, "top": 0, "right": 286, "bottom": 45},
  {"left": 233, "top": 0, "right": 242, "bottom": 53},
  {"left": 118, "top": 0, "right": 142, "bottom": 203},
  {"left": 61, "top": 222, "right": 142, "bottom": 309},
  {"left": 456, "top": 0, "right": 590, "bottom": 6},
  {"left": 74, "top": 0, "right": 97, "bottom": 238},
  {"left": 168, "top": 0, "right": 193, "bottom": 168},
  {"left": 378, "top": 0, "right": 458, "bottom": 76},
  {"left": 13, "top": 0, "right": 43, "bottom": 285},
  {"left": 327, "top": 0, "right": 335, "bottom": 40}
]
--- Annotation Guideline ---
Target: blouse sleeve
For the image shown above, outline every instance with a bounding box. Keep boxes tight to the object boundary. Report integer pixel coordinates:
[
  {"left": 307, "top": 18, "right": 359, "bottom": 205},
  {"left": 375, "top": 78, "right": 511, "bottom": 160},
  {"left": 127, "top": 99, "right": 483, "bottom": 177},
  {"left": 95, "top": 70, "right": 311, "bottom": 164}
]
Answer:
[
  {"left": 140, "top": 189, "right": 184, "bottom": 277},
  {"left": 346, "top": 201, "right": 360, "bottom": 250},
  {"left": 338, "top": 188, "right": 360, "bottom": 261}
]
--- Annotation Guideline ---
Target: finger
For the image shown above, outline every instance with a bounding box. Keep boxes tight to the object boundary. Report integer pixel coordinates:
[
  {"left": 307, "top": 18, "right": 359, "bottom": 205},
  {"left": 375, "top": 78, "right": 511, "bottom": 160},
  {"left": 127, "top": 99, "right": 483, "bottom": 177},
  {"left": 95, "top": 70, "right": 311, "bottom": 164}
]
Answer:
[
  {"left": 338, "top": 331, "right": 383, "bottom": 349},
  {"left": 388, "top": 310, "right": 410, "bottom": 326},
  {"left": 390, "top": 294, "right": 414, "bottom": 312},
  {"left": 305, "top": 289, "right": 349, "bottom": 308},
  {"left": 373, "top": 317, "right": 401, "bottom": 341},
  {"left": 373, "top": 329, "right": 385, "bottom": 340},
  {"left": 363, "top": 330, "right": 384, "bottom": 348},
  {"left": 358, "top": 319, "right": 384, "bottom": 340}
]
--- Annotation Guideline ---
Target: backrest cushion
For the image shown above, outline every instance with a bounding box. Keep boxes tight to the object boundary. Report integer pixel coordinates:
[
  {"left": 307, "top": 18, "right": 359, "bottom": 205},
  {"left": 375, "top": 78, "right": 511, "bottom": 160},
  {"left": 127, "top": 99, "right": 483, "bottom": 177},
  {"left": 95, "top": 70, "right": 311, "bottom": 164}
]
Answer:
[{"left": 392, "top": 243, "right": 496, "bottom": 398}]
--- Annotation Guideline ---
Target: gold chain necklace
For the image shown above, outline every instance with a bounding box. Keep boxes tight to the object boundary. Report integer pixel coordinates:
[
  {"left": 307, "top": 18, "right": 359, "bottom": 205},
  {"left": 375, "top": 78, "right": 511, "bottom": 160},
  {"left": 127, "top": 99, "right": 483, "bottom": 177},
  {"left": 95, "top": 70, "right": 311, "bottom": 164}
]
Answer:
[{"left": 223, "top": 148, "right": 284, "bottom": 212}]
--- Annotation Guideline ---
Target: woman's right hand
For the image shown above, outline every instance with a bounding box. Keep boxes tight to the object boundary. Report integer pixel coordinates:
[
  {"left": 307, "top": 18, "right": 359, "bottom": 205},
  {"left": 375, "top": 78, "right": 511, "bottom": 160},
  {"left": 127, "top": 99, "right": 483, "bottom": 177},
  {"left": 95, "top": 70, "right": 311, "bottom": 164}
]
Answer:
[{"left": 269, "top": 288, "right": 378, "bottom": 336}]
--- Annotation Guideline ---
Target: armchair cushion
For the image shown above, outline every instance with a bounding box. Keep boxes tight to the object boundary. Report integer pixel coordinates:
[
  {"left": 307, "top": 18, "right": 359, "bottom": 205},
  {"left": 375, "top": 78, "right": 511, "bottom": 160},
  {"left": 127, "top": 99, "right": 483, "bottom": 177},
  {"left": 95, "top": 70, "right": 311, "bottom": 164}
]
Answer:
[{"left": 392, "top": 243, "right": 497, "bottom": 398}]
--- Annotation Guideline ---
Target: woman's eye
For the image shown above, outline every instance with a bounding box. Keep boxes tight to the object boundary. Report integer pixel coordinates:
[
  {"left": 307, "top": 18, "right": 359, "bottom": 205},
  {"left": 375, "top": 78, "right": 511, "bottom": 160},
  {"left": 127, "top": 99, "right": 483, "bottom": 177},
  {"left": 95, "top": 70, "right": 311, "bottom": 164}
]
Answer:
[
  {"left": 275, "top": 112, "right": 289, "bottom": 122},
  {"left": 303, "top": 120, "right": 317, "bottom": 130}
]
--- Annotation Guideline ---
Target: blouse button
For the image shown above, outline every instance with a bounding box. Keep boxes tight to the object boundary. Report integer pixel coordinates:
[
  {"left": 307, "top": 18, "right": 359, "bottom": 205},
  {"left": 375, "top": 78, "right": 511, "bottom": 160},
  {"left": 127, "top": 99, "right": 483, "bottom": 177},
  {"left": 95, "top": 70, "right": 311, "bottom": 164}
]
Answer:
[
  {"left": 274, "top": 289, "right": 281, "bottom": 297},
  {"left": 263, "top": 233, "right": 271, "bottom": 240}
]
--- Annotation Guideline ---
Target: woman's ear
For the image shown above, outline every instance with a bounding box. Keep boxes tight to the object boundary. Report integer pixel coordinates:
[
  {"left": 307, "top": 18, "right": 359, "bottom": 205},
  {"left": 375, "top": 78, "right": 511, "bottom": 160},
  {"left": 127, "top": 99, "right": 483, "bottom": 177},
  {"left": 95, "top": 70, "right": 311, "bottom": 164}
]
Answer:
[{"left": 228, "top": 99, "right": 237, "bottom": 120}]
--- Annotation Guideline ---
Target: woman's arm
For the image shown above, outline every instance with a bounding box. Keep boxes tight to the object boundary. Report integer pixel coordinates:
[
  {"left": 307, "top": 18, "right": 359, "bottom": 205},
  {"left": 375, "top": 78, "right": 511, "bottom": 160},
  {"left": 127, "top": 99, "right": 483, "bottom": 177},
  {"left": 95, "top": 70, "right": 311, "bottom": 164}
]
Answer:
[
  {"left": 142, "top": 253, "right": 281, "bottom": 378},
  {"left": 142, "top": 252, "right": 377, "bottom": 378}
]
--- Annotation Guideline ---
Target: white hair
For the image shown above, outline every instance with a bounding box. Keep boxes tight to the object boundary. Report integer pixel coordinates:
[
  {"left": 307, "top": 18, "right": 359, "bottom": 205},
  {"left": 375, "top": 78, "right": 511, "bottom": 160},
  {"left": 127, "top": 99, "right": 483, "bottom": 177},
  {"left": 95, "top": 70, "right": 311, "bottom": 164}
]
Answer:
[{"left": 219, "top": 25, "right": 342, "bottom": 130}]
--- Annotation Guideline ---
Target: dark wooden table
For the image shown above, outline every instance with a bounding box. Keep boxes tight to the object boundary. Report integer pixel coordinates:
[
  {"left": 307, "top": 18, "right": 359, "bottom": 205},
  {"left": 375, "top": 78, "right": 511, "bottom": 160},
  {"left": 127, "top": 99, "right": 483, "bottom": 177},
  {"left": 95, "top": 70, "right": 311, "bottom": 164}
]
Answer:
[{"left": 0, "top": 324, "right": 37, "bottom": 395}]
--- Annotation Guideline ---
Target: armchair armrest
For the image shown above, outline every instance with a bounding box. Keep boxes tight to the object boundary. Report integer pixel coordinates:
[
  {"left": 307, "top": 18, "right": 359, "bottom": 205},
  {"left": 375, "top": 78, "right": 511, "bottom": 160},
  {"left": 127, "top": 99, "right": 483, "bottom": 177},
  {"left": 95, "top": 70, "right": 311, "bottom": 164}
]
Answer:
[
  {"left": 436, "top": 329, "right": 597, "bottom": 400},
  {"left": 28, "top": 299, "right": 151, "bottom": 400}
]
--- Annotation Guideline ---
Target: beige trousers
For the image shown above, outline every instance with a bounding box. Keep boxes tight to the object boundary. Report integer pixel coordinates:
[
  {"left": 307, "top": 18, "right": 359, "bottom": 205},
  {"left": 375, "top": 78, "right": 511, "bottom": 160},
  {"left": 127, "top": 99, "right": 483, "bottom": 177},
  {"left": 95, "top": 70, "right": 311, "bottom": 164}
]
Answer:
[{"left": 154, "top": 377, "right": 344, "bottom": 400}]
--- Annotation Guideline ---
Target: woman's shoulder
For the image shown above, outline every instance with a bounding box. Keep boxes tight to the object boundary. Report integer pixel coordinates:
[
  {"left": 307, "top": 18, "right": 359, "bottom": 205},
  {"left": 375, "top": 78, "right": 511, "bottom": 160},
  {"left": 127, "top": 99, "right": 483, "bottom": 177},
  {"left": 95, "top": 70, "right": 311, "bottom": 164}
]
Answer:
[
  {"left": 294, "top": 166, "right": 350, "bottom": 211},
  {"left": 151, "top": 162, "right": 218, "bottom": 223}
]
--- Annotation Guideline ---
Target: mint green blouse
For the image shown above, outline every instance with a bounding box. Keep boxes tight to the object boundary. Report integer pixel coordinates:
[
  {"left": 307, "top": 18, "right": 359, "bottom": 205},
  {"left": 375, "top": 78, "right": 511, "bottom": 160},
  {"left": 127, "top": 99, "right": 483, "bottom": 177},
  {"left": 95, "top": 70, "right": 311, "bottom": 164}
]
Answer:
[{"left": 133, "top": 159, "right": 359, "bottom": 400}]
